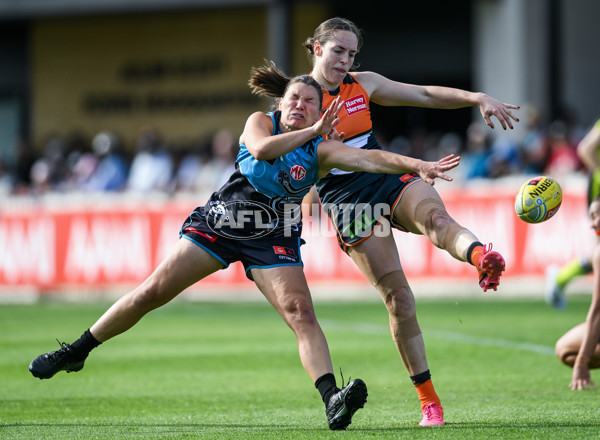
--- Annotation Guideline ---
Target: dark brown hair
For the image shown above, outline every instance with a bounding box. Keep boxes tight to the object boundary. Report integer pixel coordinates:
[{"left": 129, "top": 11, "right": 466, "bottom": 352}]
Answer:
[{"left": 248, "top": 60, "right": 323, "bottom": 109}]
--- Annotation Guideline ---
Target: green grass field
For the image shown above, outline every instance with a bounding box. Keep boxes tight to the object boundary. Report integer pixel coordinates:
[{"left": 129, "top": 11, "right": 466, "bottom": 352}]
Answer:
[{"left": 1, "top": 295, "right": 599, "bottom": 439}]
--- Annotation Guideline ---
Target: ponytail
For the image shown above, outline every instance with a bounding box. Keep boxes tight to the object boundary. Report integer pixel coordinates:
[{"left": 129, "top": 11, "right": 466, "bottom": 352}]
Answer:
[
  {"left": 248, "top": 60, "right": 324, "bottom": 109},
  {"left": 248, "top": 60, "right": 291, "bottom": 98}
]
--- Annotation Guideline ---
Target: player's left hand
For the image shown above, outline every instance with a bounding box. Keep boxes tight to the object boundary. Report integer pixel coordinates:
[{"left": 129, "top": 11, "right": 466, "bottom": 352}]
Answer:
[
  {"left": 570, "top": 364, "right": 597, "bottom": 390},
  {"left": 418, "top": 154, "right": 461, "bottom": 185},
  {"left": 478, "top": 94, "right": 520, "bottom": 130},
  {"left": 313, "top": 96, "right": 344, "bottom": 137},
  {"left": 327, "top": 128, "right": 346, "bottom": 142}
]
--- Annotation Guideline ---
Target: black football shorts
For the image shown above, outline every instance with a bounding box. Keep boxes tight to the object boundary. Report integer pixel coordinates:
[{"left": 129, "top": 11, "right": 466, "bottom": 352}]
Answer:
[
  {"left": 323, "top": 173, "right": 421, "bottom": 251},
  {"left": 180, "top": 207, "right": 304, "bottom": 281}
]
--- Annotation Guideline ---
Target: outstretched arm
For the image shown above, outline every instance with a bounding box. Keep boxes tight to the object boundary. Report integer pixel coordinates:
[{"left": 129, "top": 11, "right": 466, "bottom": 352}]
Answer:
[
  {"left": 241, "top": 97, "right": 344, "bottom": 161},
  {"left": 355, "top": 71, "right": 520, "bottom": 130},
  {"left": 317, "top": 140, "right": 460, "bottom": 185}
]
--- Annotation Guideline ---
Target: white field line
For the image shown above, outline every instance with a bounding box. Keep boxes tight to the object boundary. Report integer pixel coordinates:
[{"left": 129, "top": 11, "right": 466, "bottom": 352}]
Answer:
[{"left": 320, "top": 320, "right": 555, "bottom": 356}]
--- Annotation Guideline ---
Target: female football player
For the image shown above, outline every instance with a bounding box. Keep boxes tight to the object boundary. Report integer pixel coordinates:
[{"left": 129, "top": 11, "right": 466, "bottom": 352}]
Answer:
[
  {"left": 28, "top": 65, "right": 459, "bottom": 430},
  {"left": 303, "top": 17, "right": 520, "bottom": 425},
  {"left": 555, "top": 195, "right": 600, "bottom": 390},
  {"left": 545, "top": 118, "right": 600, "bottom": 309}
]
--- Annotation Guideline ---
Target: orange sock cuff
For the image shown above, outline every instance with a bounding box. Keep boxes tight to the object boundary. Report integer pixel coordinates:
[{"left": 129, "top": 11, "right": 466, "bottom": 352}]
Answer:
[
  {"left": 467, "top": 241, "right": 484, "bottom": 266},
  {"left": 415, "top": 379, "right": 441, "bottom": 410}
]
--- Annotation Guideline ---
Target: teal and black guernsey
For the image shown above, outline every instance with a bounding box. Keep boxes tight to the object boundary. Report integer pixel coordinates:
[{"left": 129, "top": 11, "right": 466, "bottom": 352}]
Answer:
[{"left": 204, "top": 110, "right": 323, "bottom": 238}]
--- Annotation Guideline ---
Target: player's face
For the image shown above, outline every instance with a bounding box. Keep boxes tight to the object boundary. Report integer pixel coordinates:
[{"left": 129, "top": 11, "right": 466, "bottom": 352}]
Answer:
[
  {"left": 314, "top": 30, "right": 358, "bottom": 89},
  {"left": 278, "top": 83, "right": 321, "bottom": 132},
  {"left": 590, "top": 200, "right": 600, "bottom": 235}
]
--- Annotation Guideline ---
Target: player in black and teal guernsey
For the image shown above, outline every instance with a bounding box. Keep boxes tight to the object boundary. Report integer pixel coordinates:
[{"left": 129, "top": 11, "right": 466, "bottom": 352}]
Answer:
[
  {"left": 546, "top": 118, "right": 600, "bottom": 309},
  {"left": 28, "top": 65, "right": 459, "bottom": 431}
]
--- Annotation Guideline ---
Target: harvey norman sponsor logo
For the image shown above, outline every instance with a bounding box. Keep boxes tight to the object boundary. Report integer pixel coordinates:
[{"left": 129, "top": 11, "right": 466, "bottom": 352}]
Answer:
[{"left": 345, "top": 94, "right": 367, "bottom": 115}]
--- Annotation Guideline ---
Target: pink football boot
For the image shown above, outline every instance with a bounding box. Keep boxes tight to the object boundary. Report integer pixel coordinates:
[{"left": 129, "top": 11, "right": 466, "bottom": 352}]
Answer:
[
  {"left": 477, "top": 244, "right": 506, "bottom": 292},
  {"left": 419, "top": 402, "right": 445, "bottom": 426}
]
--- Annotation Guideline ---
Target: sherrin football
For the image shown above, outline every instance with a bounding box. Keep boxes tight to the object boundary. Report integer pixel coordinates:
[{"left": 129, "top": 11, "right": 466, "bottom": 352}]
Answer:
[{"left": 514, "top": 176, "right": 562, "bottom": 223}]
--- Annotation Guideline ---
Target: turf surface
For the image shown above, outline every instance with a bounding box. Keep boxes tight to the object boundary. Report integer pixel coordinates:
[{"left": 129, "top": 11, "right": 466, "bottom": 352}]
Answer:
[{"left": 1, "top": 296, "right": 599, "bottom": 439}]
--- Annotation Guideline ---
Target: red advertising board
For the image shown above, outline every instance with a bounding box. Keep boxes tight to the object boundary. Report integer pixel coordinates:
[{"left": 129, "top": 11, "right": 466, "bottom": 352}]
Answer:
[{"left": 0, "top": 186, "right": 589, "bottom": 293}]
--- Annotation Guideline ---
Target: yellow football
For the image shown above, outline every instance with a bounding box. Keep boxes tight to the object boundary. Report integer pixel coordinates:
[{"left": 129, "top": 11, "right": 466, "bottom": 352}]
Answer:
[{"left": 514, "top": 176, "right": 562, "bottom": 223}]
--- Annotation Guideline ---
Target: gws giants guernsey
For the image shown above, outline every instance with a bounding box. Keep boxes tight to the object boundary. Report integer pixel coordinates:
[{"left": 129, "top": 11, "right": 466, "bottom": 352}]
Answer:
[
  {"left": 316, "top": 73, "right": 384, "bottom": 203},
  {"left": 321, "top": 73, "right": 373, "bottom": 143}
]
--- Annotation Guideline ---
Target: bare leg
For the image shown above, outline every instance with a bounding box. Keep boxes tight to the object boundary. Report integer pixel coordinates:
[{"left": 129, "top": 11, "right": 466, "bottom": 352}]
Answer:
[
  {"left": 348, "top": 233, "right": 427, "bottom": 375},
  {"left": 393, "top": 180, "right": 478, "bottom": 262},
  {"left": 556, "top": 323, "right": 600, "bottom": 368},
  {"left": 253, "top": 266, "right": 368, "bottom": 430},
  {"left": 252, "top": 265, "right": 333, "bottom": 381},
  {"left": 91, "top": 238, "right": 223, "bottom": 342}
]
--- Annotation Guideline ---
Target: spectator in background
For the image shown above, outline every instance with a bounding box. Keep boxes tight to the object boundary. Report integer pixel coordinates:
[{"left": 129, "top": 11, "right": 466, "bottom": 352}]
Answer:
[
  {"left": 462, "top": 122, "right": 492, "bottom": 180},
  {"left": 384, "top": 128, "right": 435, "bottom": 162},
  {"left": 66, "top": 142, "right": 98, "bottom": 191},
  {"left": 15, "top": 112, "right": 589, "bottom": 197},
  {"left": 29, "top": 135, "right": 68, "bottom": 194},
  {"left": 544, "top": 120, "right": 581, "bottom": 177},
  {"left": 60, "top": 131, "right": 93, "bottom": 192},
  {"left": 557, "top": 104, "right": 586, "bottom": 149},
  {"left": 11, "top": 138, "right": 37, "bottom": 195},
  {"left": 385, "top": 134, "right": 411, "bottom": 156},
  {"left": 407, "top": 127, "right": 436, "bottom": 161},
  {"left": 422, "top": 131, "right": 464, "bottom": 179},
  {"left": 433, "top": 132, "right": 462, "bottom": 161},
  {"left": 520, "top": 105, "right": 549, "bottom": 174},
  {"left": 84, "top": 131, "right": 128, "bottom": 192},
  {"left": 127, "top": 126, "right": 173, "bottom": 193},
  {"left": 171, "top": 139, "right": 209, "bottom": 193},
  {"left": 486, "top": 136, "right": 521, "bottom": 178},
  {"left": 194, "top": 128, "right": 238, "bottom": 193}
]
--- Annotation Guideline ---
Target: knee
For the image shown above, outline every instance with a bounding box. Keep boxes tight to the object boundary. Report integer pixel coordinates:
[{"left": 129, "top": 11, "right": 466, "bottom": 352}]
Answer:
[
  {"left": 376, "top": 274, "right": 415, "bottom": 320},
  {"left": 280, "top": 295, "right": 318, "bottom": 328},
  {"left": 386, "top": 288, "right": 416, "bottom": 320},
  {"left": 555, "top": 339, "right": 576, "bottom": 367},
  {"left": 424, "top": 208, "right": 453, "bottom": 235},
  {"left": 376, "top": 276, "right": 422, "bottom": 340}
]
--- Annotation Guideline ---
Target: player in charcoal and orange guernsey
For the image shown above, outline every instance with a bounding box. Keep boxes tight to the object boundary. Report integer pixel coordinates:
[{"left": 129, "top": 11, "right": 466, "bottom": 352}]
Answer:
[
  {"left": 545, "top": 118, "right": 600, "bottom": 309},
  {"left": 555, "top": 194, "right": 600, "bottom": 390},
  {"left": 303, "top": 17, "right": 520, "bottom": 425},
  {"left": 28, "top": 65, "right": 461, "bottom": 430}
]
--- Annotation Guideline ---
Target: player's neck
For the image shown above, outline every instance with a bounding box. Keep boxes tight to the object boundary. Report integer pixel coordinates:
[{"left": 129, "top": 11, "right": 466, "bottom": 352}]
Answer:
[{"left": 311, "top": 71, "right": 339, "bottom": 92}]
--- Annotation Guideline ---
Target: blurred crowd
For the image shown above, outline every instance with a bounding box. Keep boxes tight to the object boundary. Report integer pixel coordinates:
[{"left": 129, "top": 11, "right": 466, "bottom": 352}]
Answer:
[
  {"left": 380, "top": 105, "right": 588, "bottom": 184},
  {"left": 1, "top": 125, "right": 238, "bottom": 198},
  {"left": 0, "top": 105, "right": 592, "bottom": 198}
]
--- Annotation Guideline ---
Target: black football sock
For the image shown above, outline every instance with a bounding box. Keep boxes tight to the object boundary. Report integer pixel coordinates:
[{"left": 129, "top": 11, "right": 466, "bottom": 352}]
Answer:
[
  {"left": 70, "top": 329, "right": 101, "bottom": 358},
  {"left": 315, "top": 373, "right": 338, "bottom": 406},
  {"left": 466, "top": 241, "right": 484, "bottom": 266},
  {"left": 410, "top": 369, "right": 431, "bottom": 386}
]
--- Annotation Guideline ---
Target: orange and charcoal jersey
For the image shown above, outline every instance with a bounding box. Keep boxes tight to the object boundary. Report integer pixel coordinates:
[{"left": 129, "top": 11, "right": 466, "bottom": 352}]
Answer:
[
  {"left": 316, "top": 72, "right": 387, "bottom": 205},
  {"left": 321, "top": 72, "right": 374, "bottom": 144},
  {"left": 314, "top": 72, "right": 422, "bottom": 251}
]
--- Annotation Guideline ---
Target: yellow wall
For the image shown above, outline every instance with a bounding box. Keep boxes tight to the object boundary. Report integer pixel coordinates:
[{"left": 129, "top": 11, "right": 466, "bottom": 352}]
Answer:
[{"left": 32, "top": 5, "right": 328, "bottom": 151}]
